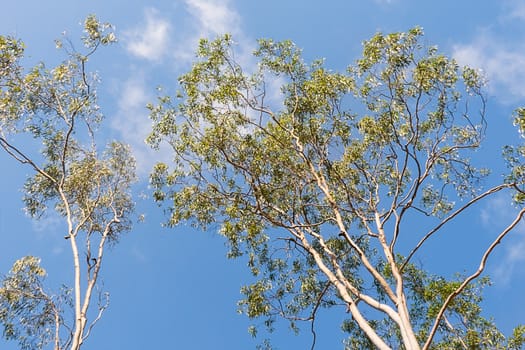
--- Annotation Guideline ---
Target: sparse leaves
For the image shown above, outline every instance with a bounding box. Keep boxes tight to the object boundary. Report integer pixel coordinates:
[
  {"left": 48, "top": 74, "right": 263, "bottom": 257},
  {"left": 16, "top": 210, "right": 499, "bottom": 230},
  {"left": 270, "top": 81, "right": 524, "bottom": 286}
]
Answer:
[
  {"left": 0, "top": 257, "right": 59, "bottom": 350},
  {"left": 0, "top": 17, "right": 135, "bottom": 350},
  {"left": 82, "top": 15, "right": 117, "bottom": 49}
]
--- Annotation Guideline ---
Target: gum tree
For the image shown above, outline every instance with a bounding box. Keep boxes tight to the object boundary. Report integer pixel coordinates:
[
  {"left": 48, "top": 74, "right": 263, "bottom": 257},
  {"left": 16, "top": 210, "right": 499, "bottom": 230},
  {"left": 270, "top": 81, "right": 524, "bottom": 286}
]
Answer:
[
  {"left": 0, "top": 16, "right": 136, "bottom": 350},
  {"left": 148, "top": 29, "right": 525, "bottom": 349}
]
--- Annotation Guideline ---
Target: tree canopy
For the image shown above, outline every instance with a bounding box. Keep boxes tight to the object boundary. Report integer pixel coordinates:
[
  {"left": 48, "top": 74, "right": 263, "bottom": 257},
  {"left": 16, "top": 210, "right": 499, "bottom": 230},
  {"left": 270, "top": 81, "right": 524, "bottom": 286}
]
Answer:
[
  {"left": 148, "top": 28, "right": 525, "bottom": 349},
  {"left": 0, "top": 16, "right": 136, "bottom": 350}
]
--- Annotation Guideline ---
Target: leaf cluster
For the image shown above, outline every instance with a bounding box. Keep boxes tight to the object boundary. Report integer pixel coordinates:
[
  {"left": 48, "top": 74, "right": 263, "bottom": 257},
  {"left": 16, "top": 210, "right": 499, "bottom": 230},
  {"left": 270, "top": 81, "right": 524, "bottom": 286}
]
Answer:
[
  {"left": 0, "top": 257, "right": 64, "bottom": 350},
  {"left": 0, "top": 16, "right": 136, "bottom": 241}
]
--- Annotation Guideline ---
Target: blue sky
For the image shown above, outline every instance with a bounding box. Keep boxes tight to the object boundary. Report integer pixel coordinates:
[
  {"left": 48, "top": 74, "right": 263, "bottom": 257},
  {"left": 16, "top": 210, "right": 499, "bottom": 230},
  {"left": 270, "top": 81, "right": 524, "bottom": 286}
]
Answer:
[{"left": 1, "top": 0, "right": 525, "bottom": 349}]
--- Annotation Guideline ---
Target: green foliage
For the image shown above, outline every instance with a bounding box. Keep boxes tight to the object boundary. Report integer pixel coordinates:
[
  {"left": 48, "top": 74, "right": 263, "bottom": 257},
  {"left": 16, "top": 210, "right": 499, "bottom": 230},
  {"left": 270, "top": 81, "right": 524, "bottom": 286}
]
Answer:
[
  {"left": 0, "top": 16, "right": 135, "bottom": 349},
  {"left": 504, "top": 107, "right": 525, "bottom": 204},
  {"left": 1, "top": 15, "right": 134, "bottom": 237},
  {"left": 148, "top": 28, "right": 522, "bottom": 348},
  {"left": 82, "top": 14, "right": 116, "bottom": 48},
  {"left": 0, "top": 257, "right": 62, "bottom": 350},
  {"left": 340, "top": 261, "right": 522, "bottom": 349},
  {"left": 508, "top": 325, "right": 525, "bottom": 349}
]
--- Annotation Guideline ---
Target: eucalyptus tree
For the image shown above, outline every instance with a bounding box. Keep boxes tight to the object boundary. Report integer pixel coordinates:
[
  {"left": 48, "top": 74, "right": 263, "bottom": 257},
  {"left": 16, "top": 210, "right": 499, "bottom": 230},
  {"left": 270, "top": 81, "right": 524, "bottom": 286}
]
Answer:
[
  {"left": 0, "top": 16, "right": 136, "bottom": 350},
  {"left": 148, "top": 28, "right": 525, "bottom": 349}
]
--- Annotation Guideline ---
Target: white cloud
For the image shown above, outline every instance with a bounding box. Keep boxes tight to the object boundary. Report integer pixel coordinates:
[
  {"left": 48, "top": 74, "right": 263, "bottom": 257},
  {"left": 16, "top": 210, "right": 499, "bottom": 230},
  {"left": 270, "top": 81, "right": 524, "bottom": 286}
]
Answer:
[
  {"left": 116, "top": 2, "right": 286, "bottom": 178},
  {"left": 452, "top": 3, "right": 525, "bottom": 103},
  {"left": 453, "top": 35, "right": 525, "bottom": 103},
  {"left": 479, "top": 194, "right": 507, "bottom": 227},
  {"left": 117, "top": 75, "right": 149, "bottom": 112},
  {"left": 31, "top": 212, "right": 65, "bottom": 255},
  {"left": 124, "top": 8, "right": 171, "bottom": 62},
  {"left": 170, "top": 0, "right": 246, "bottom": 67},
  {"left": 116, "top": 2, "right": 249, "bottom": 177},
  {"left": 503, "top": 0, "right": 525, "bottom": 20},
  {"left": 122, "top": 2, "right": 246, "bottom": 71},
  {"left": 185, "top": 0, "right": 241, "bottom": 36},
  {"left": 480, "top": 193, "right": 525, "bottom": 284},
  {"left": 112, "top": 74, "right": 175, "bottom": 177},
  {"left": 112, "top": 75, "right": 156, "bottom": 176},
  {"left": 493, "top": 236, "right": 525, "bottom": 284}
]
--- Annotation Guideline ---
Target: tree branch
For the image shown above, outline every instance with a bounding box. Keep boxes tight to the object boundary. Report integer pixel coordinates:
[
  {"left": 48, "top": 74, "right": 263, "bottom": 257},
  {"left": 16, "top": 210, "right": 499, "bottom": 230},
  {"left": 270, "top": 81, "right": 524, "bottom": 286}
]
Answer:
[
  {"left": 423, "top": 206, "right": 525, "bottom": 349},
  {"left": 401, "top": 183, "right": 511, "bottom": 271}
]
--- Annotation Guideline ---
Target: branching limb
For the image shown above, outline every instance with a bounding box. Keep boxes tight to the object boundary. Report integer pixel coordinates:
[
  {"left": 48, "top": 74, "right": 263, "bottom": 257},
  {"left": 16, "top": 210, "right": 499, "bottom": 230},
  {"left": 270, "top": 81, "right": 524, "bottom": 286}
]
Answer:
[
  {"left": 401, "top": 183, "right": 511, "bottom": 271},
  {"left": 308, "top": 282, "right": 330, "bottom": 350},
  {"left": 374, "top": 213, "right": 420, "bottom": 350},
  {"left": 293, "top": 228, "right": 393, "bottom": 350},
  {"left": 423, "top": 207, "right": 525, "bottom": 350},
  {"left": 0, "top": 136, "right": 57, "bottom": 184},
  {"left": 82, "top": 289, "right": 109, "bottom": 342}
]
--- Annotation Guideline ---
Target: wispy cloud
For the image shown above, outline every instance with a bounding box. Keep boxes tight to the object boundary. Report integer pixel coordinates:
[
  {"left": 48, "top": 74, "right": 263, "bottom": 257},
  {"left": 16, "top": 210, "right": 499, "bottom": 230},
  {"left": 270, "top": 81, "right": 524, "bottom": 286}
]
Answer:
[
  {"left": 492, "top": 237, "right": 525, "bottom": 285},
  {"left": 123, "top": 1, "right": 243, "bottom": 67},
  {"left": 453, "top": 34, "right": 525, "bottom": 103},
  {"left": 172, "top": 0, "right": 246, "bottom": 66},
  {"left": 185, "top": 0, "right": 241, "bottom": 36},
  {"left": 112, "top": 75, "right": 155, "bottom": 175},
  {"left": 503, "top": 0, "right": 525, "bottom": 20},
  {"left": 116, "top": 2, "right": 279, "bottom": 176},
  {"left": 111, "top": 72, "right": 174, "bottom": 177},
  {"left": 452, "top": 2, "right": 525, "bottom": 103},
  {"left": 480, "top": 193, "right": 525, "bottom": 284},
  {"left": 124, "top": 8, "right": 171, "bottom": 62},
  {"left": 116, "top": 1, "right": 246, "bottom": 176},
  {"left": 31, "top": 212, "right": 65, "bottom": 255}
]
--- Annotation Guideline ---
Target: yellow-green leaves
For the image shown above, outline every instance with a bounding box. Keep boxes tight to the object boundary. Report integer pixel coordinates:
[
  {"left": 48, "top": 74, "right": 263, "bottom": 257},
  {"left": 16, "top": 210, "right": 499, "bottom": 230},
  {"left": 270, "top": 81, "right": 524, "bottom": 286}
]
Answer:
[
  {"left": 147, "top": 28, "right": 513, "bottom": 349},
  {"left": 462, "top": 66, "right": 485, "bottom": 94},
  {"left": 0, "top": 37, "right": 25, "bottom": 129},
  {"left": 239, "top": 281, "right": 272, "bottom": 318},
  {"left": 8, "top": 256, "right": 46, "bottom": 278},
  {"left": 0, "top": 256, "right": 58, "bottom": 350},
  {"left": 414, "top": 55, "right": 459, "bottom": 91},
  {"left": 256, "top": 39, "right": 306, "bottom": 77},
  {"left": 357, "top": 26, "right": 423, "bottom": 73},
  {"left": 0, "top": 16, "right": 134, "bottom": 350},
  {"left": 513, "top": 107, "right": 525, "bottom": 136},
  {"left": 0, "top": 36, "right": 24, "bottom": 75},
  {"left": 82, "top": 14, "right": 117, "bottom": 48},
  {"left": 52, "top": 63, "right": 71, "bottom": 82},
  {"left": 503, "top": 140, "right": 525, "bottom": 204}
]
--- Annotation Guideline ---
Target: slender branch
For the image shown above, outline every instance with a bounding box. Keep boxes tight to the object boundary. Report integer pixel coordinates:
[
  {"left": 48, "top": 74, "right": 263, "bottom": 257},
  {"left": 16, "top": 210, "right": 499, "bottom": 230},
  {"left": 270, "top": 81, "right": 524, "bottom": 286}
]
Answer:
[
  {"left": 0, "top": 136, "right": 57, "bottom": 184},
  {"left": 304, "top": 281, "right": 331, "bottom": 350},
  {"left": 442, "top": 314, "right": 468, "bottom": 350},
  {"left": 375, "top": 213, "right": 420, "bottom": 350},
  {"left": 401, "top": 183, "right": 511, "bottom": 271},
  {"left": 422, "top": 207, "right": 525, "bottom": 350},
  {"left": 82, "top": 290, "right": 109, "bottom": 341},
  {"left": 293, "top": 228, "right": 393, "bottom": 350}
]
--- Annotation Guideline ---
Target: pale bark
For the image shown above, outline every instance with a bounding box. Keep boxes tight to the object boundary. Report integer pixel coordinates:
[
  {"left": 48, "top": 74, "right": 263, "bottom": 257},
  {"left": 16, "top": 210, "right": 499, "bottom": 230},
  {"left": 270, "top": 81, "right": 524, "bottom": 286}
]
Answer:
[
  {"left": 295, "top": 229, "right": 393, "bottom": 350},
  {"left": 375, "top": 213, "right": 421, "bottom": 350},
  {"left": 422, "top": 207, "right": 525, "bottom": 350}
]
